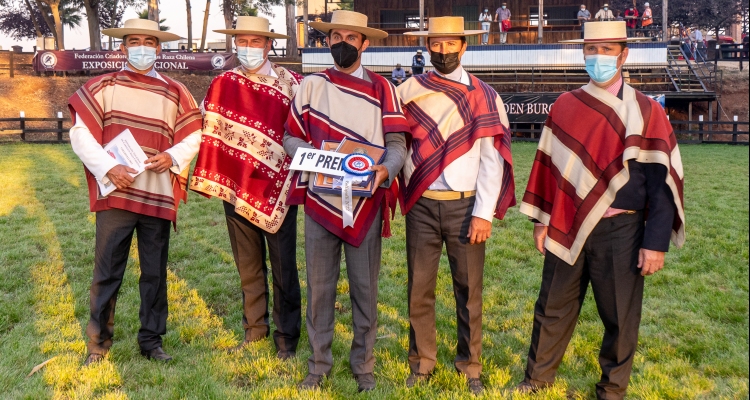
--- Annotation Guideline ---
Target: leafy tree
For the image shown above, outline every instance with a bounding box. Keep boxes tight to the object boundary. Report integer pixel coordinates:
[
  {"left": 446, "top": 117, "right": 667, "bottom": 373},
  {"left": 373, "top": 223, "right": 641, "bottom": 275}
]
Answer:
[{"left": 138, "top": 8, "right": 169, "bottom": 31}]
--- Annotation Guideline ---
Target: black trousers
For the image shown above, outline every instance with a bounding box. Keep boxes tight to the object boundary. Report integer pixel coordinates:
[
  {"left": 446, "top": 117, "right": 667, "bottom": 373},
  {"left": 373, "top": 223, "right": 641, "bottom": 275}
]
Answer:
[
  {"left": 524, "top": 212, "right": 645, "bottom": 400},
  {"left": 406, "top": 196, "right": 486, "bottom": 379},
  {"left": 224, "top": 202, "right": 301, "bottom": 352},
  {"left": 87, "top": 208, "right": 171, "bottom": 354}
]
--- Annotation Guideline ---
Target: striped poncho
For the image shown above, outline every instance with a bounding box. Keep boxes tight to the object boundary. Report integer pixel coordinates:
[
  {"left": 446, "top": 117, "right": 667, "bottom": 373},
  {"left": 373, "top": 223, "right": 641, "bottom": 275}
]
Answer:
[
  {"left": 520, "top": 82, "right": 685, "bottom": 265},
  {"left": 68, "top": 70, "right": 203, "bottom": 222},
  {"left": 285, "top": 68, "right": 410, "bottom": 247},
  {"left": 397, "top": 71, "right": 516, "bottom": 219}
]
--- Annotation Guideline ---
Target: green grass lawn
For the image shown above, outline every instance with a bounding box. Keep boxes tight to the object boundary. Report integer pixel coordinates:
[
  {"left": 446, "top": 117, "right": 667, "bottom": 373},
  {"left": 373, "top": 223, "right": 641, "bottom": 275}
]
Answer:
[{"left": 0, "top": 142, "right": 747, "bottom": 399}]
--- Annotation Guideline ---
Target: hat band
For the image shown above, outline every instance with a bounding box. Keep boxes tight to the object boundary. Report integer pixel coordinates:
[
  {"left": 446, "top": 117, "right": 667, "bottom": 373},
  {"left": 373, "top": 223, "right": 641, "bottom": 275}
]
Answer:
[{"left": 584, "top": 36, "right": 628, "bottom": 42}]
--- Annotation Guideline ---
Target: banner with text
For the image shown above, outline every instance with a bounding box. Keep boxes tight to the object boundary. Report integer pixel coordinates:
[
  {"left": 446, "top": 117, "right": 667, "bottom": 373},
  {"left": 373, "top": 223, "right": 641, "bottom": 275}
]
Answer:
[
  {"left": 33, "top": 51, "right": 238, "bottom": 72},
  {"left": 499, "top": 93, "right": 561, "bottom": 123}
]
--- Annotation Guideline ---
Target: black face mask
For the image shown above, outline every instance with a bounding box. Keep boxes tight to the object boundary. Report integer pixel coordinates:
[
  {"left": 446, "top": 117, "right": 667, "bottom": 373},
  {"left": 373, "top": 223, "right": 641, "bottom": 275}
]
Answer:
[
  {"left": 330, "top": 41, "right": 361, "bottom": 69},
  {"left": 430, "top": 51, "right": 460, "bottom": 75}
]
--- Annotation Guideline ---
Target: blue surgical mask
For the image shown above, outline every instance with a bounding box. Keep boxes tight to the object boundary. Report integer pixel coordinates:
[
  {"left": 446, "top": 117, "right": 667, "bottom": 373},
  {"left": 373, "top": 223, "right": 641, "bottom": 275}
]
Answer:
[
  {"left": 502, "top": 5, "right": 507, "bottom": 9},
  {"left": 585, "top": 54, "right": 621, "bottom": 83},
  {"left": 126, "top": 45, "right": 157, "bottom": 71},
  {"left": 237, "top": 46, "right": 266, "bottom": 70}
]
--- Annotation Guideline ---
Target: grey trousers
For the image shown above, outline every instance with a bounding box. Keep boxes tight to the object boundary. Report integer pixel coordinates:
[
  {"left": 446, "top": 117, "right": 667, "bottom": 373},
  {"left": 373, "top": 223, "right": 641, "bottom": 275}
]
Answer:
[
  {"left": 87, "top": 208, "right": 170, "bottom": 354},
  {"left": 406, "top": 196, "right": 486, "bottom": 379},
  {"left": 524, "top": 212, "right": 645, "bottom": 400},
  {"left": 224, "top": 202, "right": 301, "bottom": 352},
  {"left": 304, "top": 211, "right": 382, "bottom": 376}
]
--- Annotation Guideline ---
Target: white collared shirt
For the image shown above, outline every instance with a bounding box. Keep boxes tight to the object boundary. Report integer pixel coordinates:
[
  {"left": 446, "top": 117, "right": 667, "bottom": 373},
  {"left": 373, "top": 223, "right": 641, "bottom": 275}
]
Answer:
[
  {"left": 70, "top": 67, "right": 202, "bottom": 186},
  {"left": 334, "top": 64, "right": 365, "bottom": 79}
]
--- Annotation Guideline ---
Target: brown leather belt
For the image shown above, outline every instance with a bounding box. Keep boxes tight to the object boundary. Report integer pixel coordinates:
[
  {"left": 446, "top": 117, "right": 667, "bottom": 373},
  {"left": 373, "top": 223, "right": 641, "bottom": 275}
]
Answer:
[{"left": 422, "top": 190, "right": 477, "bottom": 201}]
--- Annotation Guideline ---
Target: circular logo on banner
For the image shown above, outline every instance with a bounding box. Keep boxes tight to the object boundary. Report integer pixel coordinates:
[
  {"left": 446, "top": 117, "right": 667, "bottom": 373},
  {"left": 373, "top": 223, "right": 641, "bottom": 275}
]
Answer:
[
  {"left": 41, "top": 52, "right": 57, "bottom": 69},
  {"left": 211, "top": 54, "right": 225, "bottom": 69},
  {"left": 342, "top": 153, "right": 374, "bottom": 176}
]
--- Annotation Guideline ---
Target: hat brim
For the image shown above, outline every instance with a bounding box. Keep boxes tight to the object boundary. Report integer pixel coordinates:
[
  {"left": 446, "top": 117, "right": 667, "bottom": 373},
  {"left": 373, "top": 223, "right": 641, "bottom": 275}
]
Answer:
[
  {"left": 308, "top": 22, "right": 388, "bottom": 40},
  {"left": 212, "top": 29, "right": 289, "bottom": 39},
  {"left": 101, "top": 27, "right": 181, "bottom": 42},
  {"left": 404, "top": 30, "right": 486, "bottom": 37},
  {"left": 560, "top": 37, "right": 652, "bottom": 43}
]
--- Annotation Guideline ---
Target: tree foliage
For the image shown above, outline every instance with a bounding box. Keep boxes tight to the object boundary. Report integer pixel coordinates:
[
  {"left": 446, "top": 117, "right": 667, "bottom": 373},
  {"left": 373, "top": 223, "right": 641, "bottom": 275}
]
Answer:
[{"left": 0, "top": 0, "right": 81, "bottom": 41}]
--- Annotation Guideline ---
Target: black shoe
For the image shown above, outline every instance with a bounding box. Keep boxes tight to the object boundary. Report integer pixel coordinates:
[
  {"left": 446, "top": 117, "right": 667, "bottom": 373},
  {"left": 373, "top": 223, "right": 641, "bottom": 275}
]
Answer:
[
  {"left": 405, "top": 372, "right": 430, "bottom": 388},
  {"left": 277, "top": 350, "right": 296, "bottom": 360},
  {"left": 140, "top": 347, "right": 173, "bottom": 362},
  {"left": 354, "top": 373, "right": 376, "bottom": 392},
  {"left": 468, "top": 378, "right": 484, "bottom": 395},
  {"left": 83, "top": 353, "right": 104, "bottom": 367},
  {"left": 298, "top": 373, "right": 324, "bottom": 390}
]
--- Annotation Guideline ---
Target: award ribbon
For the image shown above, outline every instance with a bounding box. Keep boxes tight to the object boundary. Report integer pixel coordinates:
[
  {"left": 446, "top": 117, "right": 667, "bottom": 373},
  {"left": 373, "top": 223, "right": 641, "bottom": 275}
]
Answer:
[{"left": 341, "top": 154, "right": 374, "bottom": 228}]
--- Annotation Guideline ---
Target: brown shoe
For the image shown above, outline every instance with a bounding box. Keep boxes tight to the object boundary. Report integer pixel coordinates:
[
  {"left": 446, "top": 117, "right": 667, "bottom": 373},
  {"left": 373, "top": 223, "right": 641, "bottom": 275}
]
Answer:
[
  {"left": 140, "top": 347, "right": 173, "bottom": 362},
  {"left": 82, "top": 353, "right": 104, "bottom": 367},
  {"left": 298, "top": 373, "right": 324, "bottom": 390},
  {"left": 406, "top": 372, "right": 430, "bottom": 388},
  {"left": 513, "top": 381, "right": 547, "bottom": 394},
  {"left": 227, "top": 340, "right": 252, "bottom": 354}
]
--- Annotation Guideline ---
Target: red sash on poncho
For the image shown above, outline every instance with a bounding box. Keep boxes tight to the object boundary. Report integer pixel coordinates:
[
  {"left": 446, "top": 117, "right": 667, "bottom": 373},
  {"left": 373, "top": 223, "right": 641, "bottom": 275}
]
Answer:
[
  {"left": 190, "top": 66, "right": 302, "bottom": 233},
  {"left": 68, "top": 70, "right": 203, "bottom": 222},
  {"left": 398, "top": 72, "right": 516, "bottom": 219},
  {"left": 285, "top": 68, "right": 410, "bottom": 247},
  {"left": 520, "top": 82, "right": 686, "bottom": 265}
]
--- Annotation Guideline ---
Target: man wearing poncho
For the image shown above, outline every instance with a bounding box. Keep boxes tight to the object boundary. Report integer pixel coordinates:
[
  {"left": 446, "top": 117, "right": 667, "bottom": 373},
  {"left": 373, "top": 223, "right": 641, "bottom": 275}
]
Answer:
[
  {"left": 189, "top": 16, "right": 303, "bottom": 359},
  {"left": 515, "top": 22, "right": 686, "bottom": 399},
  {"left": 283, "top": 10, "right": 409, "bottom": 392},
  {"left": 68, "top": 19, "right": 203, "bottom": 365},
  {"left": 398, "top": 16, "right": 516, "bottom": 395}
]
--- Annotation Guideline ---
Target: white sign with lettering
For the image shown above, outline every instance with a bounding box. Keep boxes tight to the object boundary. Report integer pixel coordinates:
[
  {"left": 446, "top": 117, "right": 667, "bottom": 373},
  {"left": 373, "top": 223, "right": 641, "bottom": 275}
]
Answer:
[{"left": 289, "top": 148, "right": 346, "bottom": 176}]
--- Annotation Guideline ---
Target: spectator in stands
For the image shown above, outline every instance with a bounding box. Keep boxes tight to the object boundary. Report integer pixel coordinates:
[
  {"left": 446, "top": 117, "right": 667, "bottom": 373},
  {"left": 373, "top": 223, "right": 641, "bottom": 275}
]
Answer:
[
  {"left": 615, "top": 10, "right": 624, "bottom": 22},
  {"left": 412, "top": 49, "right": 425, "bottom": 74},
  {"left": 641, "top": 3, "right": 653, "bottom": 36},
  {"left": 270, "top": 29, "right": 279, "bottom": 56},
  {"left": 624, "top": 5, "right": 639, "bottom": 35},
  {"left": 392, "top": 63, "right": 407, "bottom": 86},
  {"left": 595, "top": 4, "right": 614, "bottom": 21},
  {"left": 479, "top": 7, "right": 492, "bottom": 45},
  {"left": 693, "top": 29, "right": 706, "bottom": 59},
  {"left": 495, "top": 2, "right": 512, "bottom": 44},
  {"left": 578, "top": 4, "right": 591, "bottom": 39}
]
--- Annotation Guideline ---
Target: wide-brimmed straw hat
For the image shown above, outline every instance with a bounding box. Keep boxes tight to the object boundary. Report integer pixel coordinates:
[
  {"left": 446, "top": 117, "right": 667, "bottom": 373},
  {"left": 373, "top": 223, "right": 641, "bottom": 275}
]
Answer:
[
  {"left": 102, "top": 18, "right": 181, "bottom": 42},
  {"left": 404, "top": 17, "right": 485, "bottom": 37},
  {"left": 560, "top": 21, "right": 650, "bottom": 43},
  {"left": 309, "top": 10, "right": 388, "bottom": 40},
  {"left": 214, "top": 16, "right": 289, "bottom": 39}
]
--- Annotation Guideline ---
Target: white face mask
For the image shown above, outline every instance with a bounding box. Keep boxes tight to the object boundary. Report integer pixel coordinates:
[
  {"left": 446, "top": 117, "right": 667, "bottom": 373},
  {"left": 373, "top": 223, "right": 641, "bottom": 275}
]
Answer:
[
  {"left": 237, "top": 46, "right": 266, "bottom": 70},
  {"left": 126, "top": 45, "right": 157, "bottom": 71}
]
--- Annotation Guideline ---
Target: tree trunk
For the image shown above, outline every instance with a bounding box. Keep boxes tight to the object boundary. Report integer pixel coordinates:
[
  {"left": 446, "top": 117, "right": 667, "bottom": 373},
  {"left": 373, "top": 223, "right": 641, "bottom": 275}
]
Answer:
[
  {"left": 36, "top": 0, "right": 60, "bottom": 49},
  {"left": 185, "top": 0, "right": 192, "bottom": 51},
  {"left": 148, "top": 0, "right": 159, "bottom": 23},
  {"left": 24, "top": 0, "right": 43, "bottom": 38},
  {"left": 200, "top": 0, "right": 211, "bottom": 50},
  {"left": 49, "top": 2, "right": 64, "bottom": 49},
  {"left": 286, "top": 0, "right": 297, "bottom": 59},
  {"left": 82, "top": 0, "right": 102, "bottom": 51},
  {"left": 223, "top": 0, "right": 233, "bottom": 53}
]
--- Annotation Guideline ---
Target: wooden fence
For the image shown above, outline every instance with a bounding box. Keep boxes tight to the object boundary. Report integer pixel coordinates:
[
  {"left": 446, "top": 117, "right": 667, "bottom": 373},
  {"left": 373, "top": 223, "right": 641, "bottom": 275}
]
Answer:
[{"left": 1, "top": 115, "right": 747, "bottom": 145}]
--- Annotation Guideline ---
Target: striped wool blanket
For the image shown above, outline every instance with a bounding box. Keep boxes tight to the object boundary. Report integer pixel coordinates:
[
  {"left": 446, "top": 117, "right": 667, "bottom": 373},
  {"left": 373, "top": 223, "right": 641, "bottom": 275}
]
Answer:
[
  {"left": 285, "top": 67, "right": 410, "bottom": 246},
  {"left": 190, "top": 65, "right": 302, "bottom": 233},
  {"left": 520, "top": 82, "right": 685, "bottom": 265},
  {"left": 68, "top": 70, "right": 203, "bottom": 222}
]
